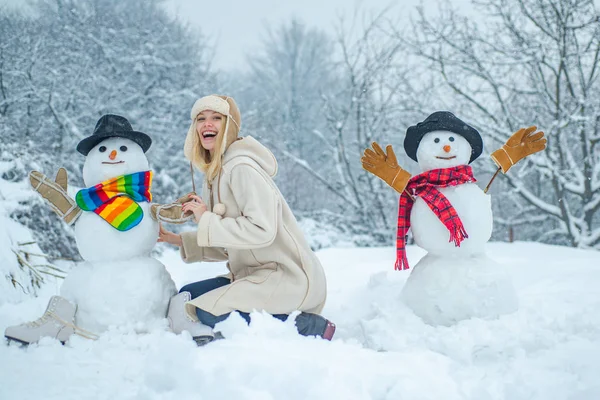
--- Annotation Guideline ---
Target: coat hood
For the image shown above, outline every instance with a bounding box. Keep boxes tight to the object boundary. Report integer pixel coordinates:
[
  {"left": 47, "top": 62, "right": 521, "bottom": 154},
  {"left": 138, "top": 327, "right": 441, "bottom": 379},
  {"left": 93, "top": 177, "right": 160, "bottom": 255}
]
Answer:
[{"left": 222, "top": 136, "right": 278, "bottom": 178}]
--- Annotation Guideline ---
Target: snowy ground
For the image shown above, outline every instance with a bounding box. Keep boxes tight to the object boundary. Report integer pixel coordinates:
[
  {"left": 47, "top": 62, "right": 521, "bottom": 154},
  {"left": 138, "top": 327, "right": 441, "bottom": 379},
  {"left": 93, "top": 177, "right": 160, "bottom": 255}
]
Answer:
[{"left": 1, "top": 242, "right": 600, "bottom": 400}]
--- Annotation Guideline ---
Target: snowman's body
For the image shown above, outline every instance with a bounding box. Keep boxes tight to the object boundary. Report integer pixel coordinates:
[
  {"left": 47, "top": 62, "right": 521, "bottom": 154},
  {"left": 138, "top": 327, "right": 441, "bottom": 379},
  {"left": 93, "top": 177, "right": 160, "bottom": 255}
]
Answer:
[
  {"left": 60, "top": 137, "right": 176, "bottom": 333},
  {"left": 410, "top": 183, "right": 492, "bottom": 255},
  {"left": 400, "top": 130, "right": 517, "bottom": 326},
  {"left": 74, "top": 202, "right": 157, "bottom": 262}
]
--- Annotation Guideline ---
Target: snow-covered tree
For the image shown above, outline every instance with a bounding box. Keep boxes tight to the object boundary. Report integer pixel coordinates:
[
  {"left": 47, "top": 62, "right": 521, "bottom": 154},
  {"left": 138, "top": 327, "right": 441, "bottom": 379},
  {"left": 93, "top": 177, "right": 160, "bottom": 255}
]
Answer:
[
  {"left": 235, "top": 11, "right": 430, "bottom": 243},
  {"left": 312, "top": 9, "right": 428, "bottom": 240},
  {"left": 237, "top": 19, "right": 335, "bottom": 210},
  {"left": 0, "top": 0, "right": 215, "bottom": 258}
]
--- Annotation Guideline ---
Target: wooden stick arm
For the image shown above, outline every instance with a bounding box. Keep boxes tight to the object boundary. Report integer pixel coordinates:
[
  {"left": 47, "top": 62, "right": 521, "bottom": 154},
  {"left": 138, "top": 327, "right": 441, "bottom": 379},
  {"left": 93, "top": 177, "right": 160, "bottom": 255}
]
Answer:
[{"left": 483, "top": 167, "right": 502, "bottom": 194}]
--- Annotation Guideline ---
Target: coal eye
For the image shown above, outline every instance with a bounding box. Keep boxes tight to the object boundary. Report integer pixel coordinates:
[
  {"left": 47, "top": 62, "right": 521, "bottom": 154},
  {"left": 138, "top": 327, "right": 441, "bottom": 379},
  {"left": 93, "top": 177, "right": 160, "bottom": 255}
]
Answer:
[
  {"left": 449, "top": 137, "right": 455, "bottom": 142},
  {"left": 434, "top": 138, "right": 440, "bottom": 143},
  {"left": 120, "top": 146, "right": 128, "bottom": 152},
  {"left": 99, "top": 146, "right": 107, "bottom": 152}
]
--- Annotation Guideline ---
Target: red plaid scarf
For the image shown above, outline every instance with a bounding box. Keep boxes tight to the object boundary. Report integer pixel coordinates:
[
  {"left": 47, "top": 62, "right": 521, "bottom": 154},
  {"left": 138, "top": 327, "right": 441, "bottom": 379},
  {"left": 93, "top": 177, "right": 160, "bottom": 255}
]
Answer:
[{"left": 395, "top": 165, "right": 476, "bottom": 270}]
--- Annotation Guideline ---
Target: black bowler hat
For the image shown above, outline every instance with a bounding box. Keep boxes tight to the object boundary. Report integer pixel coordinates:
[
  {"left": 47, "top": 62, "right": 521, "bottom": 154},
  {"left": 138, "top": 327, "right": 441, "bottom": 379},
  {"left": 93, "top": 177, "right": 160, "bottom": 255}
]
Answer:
[
  {"left": 76, "top": 114, "right": 152, "bottom": 155},
  {"left": 404, "top": 111, "right": 483, "bottom": 164}
]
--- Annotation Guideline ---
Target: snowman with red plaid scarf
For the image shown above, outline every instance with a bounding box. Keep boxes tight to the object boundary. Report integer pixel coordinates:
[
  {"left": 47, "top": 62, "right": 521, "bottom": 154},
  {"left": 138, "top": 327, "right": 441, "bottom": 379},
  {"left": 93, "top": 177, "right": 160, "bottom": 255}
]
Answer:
[{"left": 362, "top": 111, "right": 546, "bottom": 326}]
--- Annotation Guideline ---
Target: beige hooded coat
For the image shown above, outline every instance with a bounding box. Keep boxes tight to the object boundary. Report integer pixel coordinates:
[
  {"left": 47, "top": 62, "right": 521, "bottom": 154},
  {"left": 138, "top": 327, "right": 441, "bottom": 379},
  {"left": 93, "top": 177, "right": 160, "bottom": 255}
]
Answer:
[{"left": 180, "top": 136, "right": 327, "bottom": 317}]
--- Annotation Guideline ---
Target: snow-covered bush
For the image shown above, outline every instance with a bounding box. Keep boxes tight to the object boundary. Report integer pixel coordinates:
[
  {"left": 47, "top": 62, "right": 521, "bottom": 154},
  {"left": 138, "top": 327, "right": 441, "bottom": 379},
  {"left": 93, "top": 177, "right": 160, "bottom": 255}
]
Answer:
[{"left": 0, "top": 163, "right": 67, "bottom": 304}]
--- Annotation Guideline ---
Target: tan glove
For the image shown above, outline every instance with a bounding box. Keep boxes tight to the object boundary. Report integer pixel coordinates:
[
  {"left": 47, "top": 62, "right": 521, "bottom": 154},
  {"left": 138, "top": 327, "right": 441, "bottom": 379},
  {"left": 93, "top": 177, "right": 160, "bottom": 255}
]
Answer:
[
  {"left": 361, "top": 142, "right": 411, "bottom": 194},
  {"left": 150, "top": 192, "right": 196, "bottom": 224},
  {"left": 29, "top": 168, "right": 82, "bottom": 225},
  {"left": 491, "top": 126, "right": 547, "bottom": 173}
]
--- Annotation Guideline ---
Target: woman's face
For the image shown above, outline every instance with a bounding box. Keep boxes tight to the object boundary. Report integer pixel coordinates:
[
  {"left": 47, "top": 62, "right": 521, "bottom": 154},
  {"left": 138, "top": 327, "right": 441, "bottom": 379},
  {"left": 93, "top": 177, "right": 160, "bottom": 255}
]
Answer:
[{"left": 196, "top": 110, "right": 224, "bottom": 153}]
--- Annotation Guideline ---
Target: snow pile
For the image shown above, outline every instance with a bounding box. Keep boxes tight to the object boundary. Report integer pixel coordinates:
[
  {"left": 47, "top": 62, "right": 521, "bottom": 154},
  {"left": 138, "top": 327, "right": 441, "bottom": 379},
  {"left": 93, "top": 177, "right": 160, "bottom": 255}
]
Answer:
[
  {"left": 401, "top": 252, "right": 518, "bottom": 326},
  {"left": 1, "top": 242, "right": 599, "bottom": 400},
  {"left": 61, "top": 257, "right": 176, "bottom": 334}
]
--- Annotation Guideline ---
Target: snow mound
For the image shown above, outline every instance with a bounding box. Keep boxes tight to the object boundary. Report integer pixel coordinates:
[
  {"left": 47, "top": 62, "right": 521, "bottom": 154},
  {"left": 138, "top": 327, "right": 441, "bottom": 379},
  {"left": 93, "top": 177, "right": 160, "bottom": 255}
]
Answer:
[{"left": 0, "top": 242, "right": 599, "bottom": 400}]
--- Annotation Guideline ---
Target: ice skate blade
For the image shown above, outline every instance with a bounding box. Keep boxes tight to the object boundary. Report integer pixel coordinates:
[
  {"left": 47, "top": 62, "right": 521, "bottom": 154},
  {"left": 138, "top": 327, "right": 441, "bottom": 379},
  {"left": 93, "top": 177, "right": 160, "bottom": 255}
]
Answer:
[
  {"left": 193, "top": 335, "right": 215, "bottom": 346},
  {"left": 193, "top": 332, "right": 224, "bottom": 346},
  {"left": 5, "top": 335, "right": 29, "bottom": 346},
  {"left": 5, "top": 335, "right": 67, "bottom": 346}
]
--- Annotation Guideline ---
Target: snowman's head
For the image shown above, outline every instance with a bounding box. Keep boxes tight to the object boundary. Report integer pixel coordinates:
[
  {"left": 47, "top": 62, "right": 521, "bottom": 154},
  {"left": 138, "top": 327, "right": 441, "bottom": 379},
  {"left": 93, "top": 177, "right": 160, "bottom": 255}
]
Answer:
[
  {"left": 404, "top": 112, "right": 483, "bottom": 169},
  {"left": 416, "top": 130, "right": 472, "bottom": 172},
  {"left": 82, "top": 137, "right": 149, "bottom": 186}
]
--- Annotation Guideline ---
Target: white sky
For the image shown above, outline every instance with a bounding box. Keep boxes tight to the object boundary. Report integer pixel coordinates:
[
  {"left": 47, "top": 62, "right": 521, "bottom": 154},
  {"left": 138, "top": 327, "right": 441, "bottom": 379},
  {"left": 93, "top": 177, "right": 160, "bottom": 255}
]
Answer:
[{"left": 162, "top": 0, "right": 420, "bottom": 69}]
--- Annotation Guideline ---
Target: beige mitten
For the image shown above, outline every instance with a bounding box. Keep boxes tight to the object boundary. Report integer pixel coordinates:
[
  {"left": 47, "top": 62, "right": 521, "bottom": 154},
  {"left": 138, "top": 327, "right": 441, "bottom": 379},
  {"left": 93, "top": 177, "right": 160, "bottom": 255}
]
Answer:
[
  {"left": 150, "top": 192, "right": 196, "bottom": 224},
  {"left": 29, "top": 168, "right": 82, "bottom": 225}
]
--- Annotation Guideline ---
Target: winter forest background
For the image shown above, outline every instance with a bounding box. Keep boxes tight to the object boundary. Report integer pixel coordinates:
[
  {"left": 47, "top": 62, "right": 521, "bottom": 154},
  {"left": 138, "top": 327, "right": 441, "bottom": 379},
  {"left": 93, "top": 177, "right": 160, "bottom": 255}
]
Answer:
[{"left": 1, "top": 0, "right": 599, "bottom": 298}]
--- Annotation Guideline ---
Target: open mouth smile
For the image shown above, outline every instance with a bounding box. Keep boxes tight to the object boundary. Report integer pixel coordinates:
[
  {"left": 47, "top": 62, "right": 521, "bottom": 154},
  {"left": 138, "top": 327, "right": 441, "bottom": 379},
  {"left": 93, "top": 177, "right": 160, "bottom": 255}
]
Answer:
[{"left": 202, "top": 131, "right": 217, "bottom": 138}]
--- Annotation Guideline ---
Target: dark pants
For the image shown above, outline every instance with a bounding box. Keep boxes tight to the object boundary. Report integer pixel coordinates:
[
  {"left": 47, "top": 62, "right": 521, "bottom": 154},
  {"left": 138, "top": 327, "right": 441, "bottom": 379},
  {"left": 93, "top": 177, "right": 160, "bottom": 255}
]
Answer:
[{"left": 179, "top": 277, "right": 329, "bottom": 337}]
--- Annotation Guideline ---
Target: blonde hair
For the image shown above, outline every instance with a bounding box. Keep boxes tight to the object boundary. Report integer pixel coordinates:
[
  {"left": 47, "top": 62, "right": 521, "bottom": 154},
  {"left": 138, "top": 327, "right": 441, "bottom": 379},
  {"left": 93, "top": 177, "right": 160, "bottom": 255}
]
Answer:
[
  {"left": 189, "top": 113, "right": 227, "bottom": 182},
  {"left": 183, "top": 95, "right": 242, "bottom": 183}
]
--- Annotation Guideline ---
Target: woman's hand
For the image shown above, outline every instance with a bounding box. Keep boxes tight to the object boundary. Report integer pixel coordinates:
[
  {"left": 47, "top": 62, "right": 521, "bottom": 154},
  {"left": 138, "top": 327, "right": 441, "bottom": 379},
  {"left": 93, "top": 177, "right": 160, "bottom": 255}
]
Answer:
[
  {"left": 157, "top": 223, "right": 183, "bottom": 247},
  {"left": 181, "top": 194, "right": 208, "bottom": 223}
]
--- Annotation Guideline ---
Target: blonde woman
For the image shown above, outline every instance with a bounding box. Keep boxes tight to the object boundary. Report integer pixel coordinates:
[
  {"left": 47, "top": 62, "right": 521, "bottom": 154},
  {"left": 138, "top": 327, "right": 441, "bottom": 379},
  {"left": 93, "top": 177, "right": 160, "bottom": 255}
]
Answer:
[{"left": 159, "top": 95, "right": 335, "bottom": 345}]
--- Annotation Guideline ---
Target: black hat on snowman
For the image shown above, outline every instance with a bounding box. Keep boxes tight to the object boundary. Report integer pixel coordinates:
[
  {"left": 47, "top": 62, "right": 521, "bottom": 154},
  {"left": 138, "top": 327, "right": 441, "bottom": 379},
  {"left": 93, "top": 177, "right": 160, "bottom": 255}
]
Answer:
[
  {"left": 404, "top": 111, "right": 483, "bottom": 164},
  {"left": 76, "top": 114, "right": 152, "bottom": 156}
]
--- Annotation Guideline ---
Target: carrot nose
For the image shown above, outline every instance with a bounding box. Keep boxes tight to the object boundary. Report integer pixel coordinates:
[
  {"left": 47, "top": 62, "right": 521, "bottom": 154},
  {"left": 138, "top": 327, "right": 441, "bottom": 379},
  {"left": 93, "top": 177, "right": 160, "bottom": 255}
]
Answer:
[
  {"left": 109, "top": 150, "right": 117, "bottom": 160},
  {"left": 443, "top": 145, "right": 451, "bottom": 153}
]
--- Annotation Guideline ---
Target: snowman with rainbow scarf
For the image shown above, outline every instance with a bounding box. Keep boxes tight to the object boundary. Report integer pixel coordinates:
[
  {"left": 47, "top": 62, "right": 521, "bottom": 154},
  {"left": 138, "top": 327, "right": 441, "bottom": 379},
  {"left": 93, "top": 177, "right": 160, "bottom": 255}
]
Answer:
[{"left": 4, "top": 114, "right": 197, "bottom": 344}]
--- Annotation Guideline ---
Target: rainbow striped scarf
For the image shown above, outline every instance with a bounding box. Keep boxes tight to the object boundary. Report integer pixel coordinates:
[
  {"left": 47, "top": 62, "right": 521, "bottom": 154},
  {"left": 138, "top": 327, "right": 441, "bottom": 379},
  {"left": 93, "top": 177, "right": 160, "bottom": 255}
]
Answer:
[{"left": 75, "top": 171, "right": 153, "bottom": 231}]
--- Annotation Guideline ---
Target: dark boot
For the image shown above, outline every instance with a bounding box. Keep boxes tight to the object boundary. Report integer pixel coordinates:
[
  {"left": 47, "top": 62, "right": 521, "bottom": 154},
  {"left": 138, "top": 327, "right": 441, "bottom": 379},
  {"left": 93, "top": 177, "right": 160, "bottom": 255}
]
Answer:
[{"left": 294, "top": 313, "right": 336, "bottom": 340}]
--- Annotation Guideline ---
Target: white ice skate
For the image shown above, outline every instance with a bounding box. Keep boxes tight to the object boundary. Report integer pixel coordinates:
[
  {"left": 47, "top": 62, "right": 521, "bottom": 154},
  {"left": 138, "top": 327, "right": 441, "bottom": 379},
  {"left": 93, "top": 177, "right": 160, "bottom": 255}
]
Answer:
[
  {"left": 4, "top": 296, "right": 97, "bottom": 345},
  {"left": 167, "top": 292, "right": 215, "bottom": 346}
]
